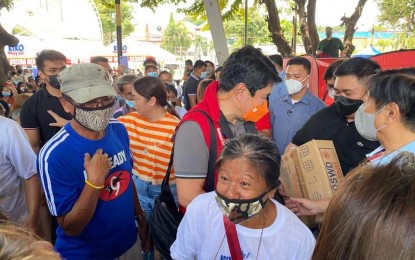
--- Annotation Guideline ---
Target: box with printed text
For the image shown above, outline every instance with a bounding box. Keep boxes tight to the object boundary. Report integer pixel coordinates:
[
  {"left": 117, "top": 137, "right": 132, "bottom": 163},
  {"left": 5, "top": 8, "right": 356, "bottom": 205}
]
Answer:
[{"left": 279, "top": 140, "right": 344, "bottom": 226}]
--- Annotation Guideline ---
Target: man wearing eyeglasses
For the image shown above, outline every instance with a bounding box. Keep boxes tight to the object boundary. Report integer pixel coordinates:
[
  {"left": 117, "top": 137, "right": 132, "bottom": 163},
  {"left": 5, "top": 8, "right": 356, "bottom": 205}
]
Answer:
[
  {"left": 269, "top": 57, "right": 326, "bottom": 155},
  {"left": 37, "top": 63, "right": 149, "bottom": 259}
]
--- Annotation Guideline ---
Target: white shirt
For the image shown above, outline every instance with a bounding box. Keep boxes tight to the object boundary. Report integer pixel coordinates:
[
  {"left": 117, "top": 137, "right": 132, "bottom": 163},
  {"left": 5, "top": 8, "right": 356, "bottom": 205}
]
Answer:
[
  {"left": 171, "top": 192, "right": 315, "bottom": 260},
  {"left": 0, "top": 116, "right": 37, "bottom": 223}
]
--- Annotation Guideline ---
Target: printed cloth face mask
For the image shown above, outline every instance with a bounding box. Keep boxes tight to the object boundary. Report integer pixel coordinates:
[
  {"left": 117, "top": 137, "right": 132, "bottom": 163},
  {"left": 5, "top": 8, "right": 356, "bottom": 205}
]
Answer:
[{"left": 215, "top": 189, "right": 271, "bottom": 224}]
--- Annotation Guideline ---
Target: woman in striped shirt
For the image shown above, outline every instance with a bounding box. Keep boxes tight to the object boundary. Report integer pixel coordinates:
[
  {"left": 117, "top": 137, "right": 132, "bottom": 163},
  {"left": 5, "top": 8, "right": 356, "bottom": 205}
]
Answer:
[{"left": 118, "top": 77, "right": 180, "bottom": 221}]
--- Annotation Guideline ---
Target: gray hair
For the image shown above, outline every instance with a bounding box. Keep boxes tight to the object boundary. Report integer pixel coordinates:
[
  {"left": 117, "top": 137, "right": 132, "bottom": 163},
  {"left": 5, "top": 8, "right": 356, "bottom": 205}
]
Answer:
[
  {"left": 116, "top": 74, "right": 139, "bottom": 92},
  {"left": 216, "top": 134, "right": 281, "bottom": 189}
]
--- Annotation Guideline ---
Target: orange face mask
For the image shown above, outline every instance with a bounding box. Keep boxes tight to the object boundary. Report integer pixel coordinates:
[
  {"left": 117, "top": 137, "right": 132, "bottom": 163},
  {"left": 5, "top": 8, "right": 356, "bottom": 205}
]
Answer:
[{"left": 242, "top": 98, "right": 268, "bottom": 122}]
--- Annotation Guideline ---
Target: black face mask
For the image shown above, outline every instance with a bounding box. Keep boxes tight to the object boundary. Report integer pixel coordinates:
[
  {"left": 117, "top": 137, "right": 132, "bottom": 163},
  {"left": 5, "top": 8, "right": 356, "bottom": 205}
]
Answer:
[
  {"left": 335, "top": 96, "right": 363, "bottom": 117},
  {"left": 17, "top": 69, "right": 23, "bottom": 74},
  {"left": 48, "top": 75, "right": 61, "bottom": 89},
  {"left": 10, "top": 72, "right": 16, "bottom": 76}
]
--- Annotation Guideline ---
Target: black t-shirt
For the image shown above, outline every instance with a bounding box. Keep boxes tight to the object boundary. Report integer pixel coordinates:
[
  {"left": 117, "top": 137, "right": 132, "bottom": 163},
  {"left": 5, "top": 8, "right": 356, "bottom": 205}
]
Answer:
[
  {"left": 183, "top": 74, "right": 200, "bottom": 110},
  {"left": 20, "top": 87, "right": 72, "bottom": 147},
  {"left": 292, "top": 104, "right": 379, "bottom": 175}
]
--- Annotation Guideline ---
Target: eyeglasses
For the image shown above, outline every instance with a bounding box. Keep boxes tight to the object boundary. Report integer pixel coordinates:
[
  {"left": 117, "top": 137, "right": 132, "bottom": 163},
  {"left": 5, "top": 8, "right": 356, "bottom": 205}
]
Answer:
[
  {"left": 81, "top": 97, "right": 116, "bottom": 109},
  {"left": 43, "top": 66, "right": 66, "bottom": 75}
]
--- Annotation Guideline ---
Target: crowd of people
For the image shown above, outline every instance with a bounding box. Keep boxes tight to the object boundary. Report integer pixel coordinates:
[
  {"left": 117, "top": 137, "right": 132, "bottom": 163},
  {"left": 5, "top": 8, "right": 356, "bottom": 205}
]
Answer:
[{"left": 1, "top": 45, "right": 415, "bottom": 260}]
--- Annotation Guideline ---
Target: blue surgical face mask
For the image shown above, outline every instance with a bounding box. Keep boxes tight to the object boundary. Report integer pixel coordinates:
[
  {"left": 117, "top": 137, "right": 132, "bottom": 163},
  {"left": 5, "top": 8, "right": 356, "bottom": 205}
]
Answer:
[
  {"left": 2, "top": 91, "right": 11, "bottom": 97},
  {"left": 200, "top": 71, "right": 207, "bottom": 79},
  {"left": 125, "top": 99, "right": 135, "bottom": 108},
  {"left": 148, "top": 71, "right": 158, "bottom": 77}
]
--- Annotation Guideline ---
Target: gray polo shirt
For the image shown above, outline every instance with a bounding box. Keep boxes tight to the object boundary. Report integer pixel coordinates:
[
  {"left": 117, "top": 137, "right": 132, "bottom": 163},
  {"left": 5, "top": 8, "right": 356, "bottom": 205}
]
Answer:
[{"left": 174, "top": 119, "right": 246, "bottom": 179}]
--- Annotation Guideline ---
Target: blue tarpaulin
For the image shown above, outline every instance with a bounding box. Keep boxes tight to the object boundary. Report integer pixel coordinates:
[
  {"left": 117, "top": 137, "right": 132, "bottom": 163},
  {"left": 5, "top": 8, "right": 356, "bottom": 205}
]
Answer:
[{"left": 352, "top": 46, "right": 381, "bottom": 58}]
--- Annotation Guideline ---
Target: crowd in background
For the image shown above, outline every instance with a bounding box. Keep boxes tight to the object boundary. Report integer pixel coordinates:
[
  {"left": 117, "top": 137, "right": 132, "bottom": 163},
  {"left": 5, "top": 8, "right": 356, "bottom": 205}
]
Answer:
[{"left": 1, "top": 46, "right": 415, "bottom": 260}]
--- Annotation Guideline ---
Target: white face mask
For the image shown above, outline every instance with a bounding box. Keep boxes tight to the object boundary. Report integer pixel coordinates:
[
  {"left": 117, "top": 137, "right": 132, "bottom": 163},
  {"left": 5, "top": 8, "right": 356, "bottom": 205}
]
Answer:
[
  {"left": 328, "top": 89, "right": 335, "bottom": 99},
  {"left": 285, "top": 75, "right": 309, "bottom": 95},
  {"left": 355, "top": 104, "right": 388, "bottom": 141}
]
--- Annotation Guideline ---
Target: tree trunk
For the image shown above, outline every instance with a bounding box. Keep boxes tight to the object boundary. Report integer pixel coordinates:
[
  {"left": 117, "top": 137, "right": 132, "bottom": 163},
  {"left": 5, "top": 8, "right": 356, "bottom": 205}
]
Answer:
[
  {"left": 261, "top": 0, "right": 293, "bottom": 57},
  {"left": 295, "top": 0, "right": 312, "bottom": 55},
  {"left": 307, "top": 0, "right": 319, "bottom": 55},
  {"left": 0, "top": 23, "right": 19, "bottom": 83},
  {"left": 341, "top": 0, "right": 367, "bottom": 57}
]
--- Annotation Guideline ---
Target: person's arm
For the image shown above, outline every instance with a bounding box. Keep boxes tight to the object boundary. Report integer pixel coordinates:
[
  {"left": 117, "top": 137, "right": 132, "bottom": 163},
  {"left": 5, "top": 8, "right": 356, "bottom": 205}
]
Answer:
[
  {"left": 175, "top": 178, "right": 206, "bottom": 208},
  {"left": 173, "top": 121, "right": 209, "bottom": 208},
  {"left": 132, "top": 184, "right": 151, "bottom": 252},
  {"left": 47, "top": 110, "right": 69, "bottom": 127},
  {"left": 24, "top": 129, "right": 41, "bottom": 154},
  {"left": 23, "top": 175, "right": 41, "bottom": 230},
  {"left": 188, "top": 95, "right": 197, "bottom": 108},
  {"left": 284, "top": 197, "right": 330, "bottom": 217},
  {"left": 56, "top": 149, "right": 110, "bottom": 236}
]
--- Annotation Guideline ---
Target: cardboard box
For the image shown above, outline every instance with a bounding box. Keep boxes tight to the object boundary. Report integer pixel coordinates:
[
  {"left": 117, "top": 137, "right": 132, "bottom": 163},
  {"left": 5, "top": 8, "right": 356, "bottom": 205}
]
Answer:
[{"left": 280, "top": 140, "right": 344, "bottom": 226}]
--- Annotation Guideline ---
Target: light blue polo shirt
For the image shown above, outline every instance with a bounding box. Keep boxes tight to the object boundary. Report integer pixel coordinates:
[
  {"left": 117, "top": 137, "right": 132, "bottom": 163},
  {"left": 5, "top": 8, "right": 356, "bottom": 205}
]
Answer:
[
  {"left": 367, "top": 141, "right": 415, "bottom": 166},
  {"left": 270, "top": 90, "right": 326, "bottom": 154}
]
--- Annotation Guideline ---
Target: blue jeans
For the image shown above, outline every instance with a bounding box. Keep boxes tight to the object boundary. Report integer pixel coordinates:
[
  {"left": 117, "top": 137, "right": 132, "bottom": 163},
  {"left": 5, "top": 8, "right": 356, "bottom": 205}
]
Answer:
[{"left": 132, "top": 175, "right": 178, "bottom": 260}]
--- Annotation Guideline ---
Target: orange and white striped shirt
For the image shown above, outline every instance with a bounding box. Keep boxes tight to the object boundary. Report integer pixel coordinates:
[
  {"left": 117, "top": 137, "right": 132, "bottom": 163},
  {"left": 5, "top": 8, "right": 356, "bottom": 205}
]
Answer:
[{"left": 118, "top": 112, "right": 179, "bottom": 185}]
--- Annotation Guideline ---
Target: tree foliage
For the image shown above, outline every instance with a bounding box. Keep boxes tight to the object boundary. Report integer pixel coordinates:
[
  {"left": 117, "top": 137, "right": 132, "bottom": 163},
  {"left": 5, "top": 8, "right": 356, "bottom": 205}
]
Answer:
[
  {"left": 223, "top": 6, "right": 272, "bottom": 49},
  {"left": 160, "top": 13, "right": 192, "bottom": 59},
  {"left": 0, "top": 0, "right": 19, "bottom": 83},
  {"left": 93, "top": 0, "right": 135, "bottom": 45},
  {"left": 377, "top": 0, "right": 415, "bottom": 31}
]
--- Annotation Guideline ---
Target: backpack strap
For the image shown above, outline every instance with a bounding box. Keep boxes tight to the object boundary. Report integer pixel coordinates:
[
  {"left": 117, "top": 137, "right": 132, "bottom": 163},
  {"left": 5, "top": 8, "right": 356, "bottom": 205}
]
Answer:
[{"left": 192, "top": 110, "right": 217, "bottom": 192}]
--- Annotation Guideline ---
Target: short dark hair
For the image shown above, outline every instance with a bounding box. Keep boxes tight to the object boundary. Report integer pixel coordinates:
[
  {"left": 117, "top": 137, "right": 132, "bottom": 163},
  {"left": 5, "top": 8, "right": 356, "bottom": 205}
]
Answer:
[
  {"left": 287, "top": 57, "right": 311, "bottom": 74},
  {"left": 323, "top": 60, "right": 345, "bottom": 81},
  {"left": 204, "top": 60, "right": 214, "bottom": 67},
  {"left": 35, "top": 50, "right": 67, "bottom": 71},
  {"left": 193, "top": 60, "right": 207, "bottom": 70},
  {"left": 219, "top": 45, "right": 280, "bottom": 96},
  {"left": 90, "top": 56, "right": 108, "bottom": 64},
  {"left": 216, "top": 134, "right": 281, "bottom": 190},
  {"left": 185, "top": 60, "right": 193, "bottom": 66},
  {"left": 334, "top": 57, "right": 380, "bottom": 82},
  {"left": 269, "top": 54, "right": 283, "bottom": 67},
  {"left": 143, "top": 58, "right": 157, "bottom": 67},
  {"left": 165, "top": 83, "right": 177, "bottom": 97},
  {"left": 159, "top": 70, "right": 172, "bottom": 78},
  {"left": 365, "top": 69, "right": 415, "bottom": 131}
]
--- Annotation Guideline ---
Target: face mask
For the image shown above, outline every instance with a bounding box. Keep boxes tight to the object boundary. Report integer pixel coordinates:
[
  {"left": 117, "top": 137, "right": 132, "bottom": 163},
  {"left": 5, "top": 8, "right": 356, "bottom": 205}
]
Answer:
[
  {"left": 125, "top": 99, "right": 135, "bottom": 108},
  {"left": 206, "top": 68, "right": 213, "bottom": 75},
  {"left": 328, "top": 89, "right": 335, "bottom": 99},
  {"left": 17, "top": 69, "right": 23, "bottom": 74},
  {"left": 242, "top": 98, "right": 269, "bottom": 122},
  {"left": 200, "top": 71, "right": 207, "bottom": 79},
  {"left": 355, "top": 104, "right": 388, "bottom": 141},
  {"left": 10, "top": 72, "right": 16, "bottom": 76},
  {"left": 48, "top": 75, "right": 61, "bottom": 89},
  {"left": 25, "top": 73, "right": 32, "bottom": 78},
  {"left": 72, "top": 101, "right": 115, "bottom": 131},
  {"left": 285, "top": 75, "right": 309, "bottom": 95},
  {"left": 215, "top": 190, "right": 270, "bottom": 224},
  {"left": 117, "top": 95, "right": 124, "bottom": 102},
  {"left": 148, "top": 71, "right": 158, "bottom": 77},
  {"left": 335, "top": 96, "right": 363, "bottom": 117},
  {"left": 20, "top": 87, "right": 26, "bottom": 92},
  {"left": 1, "top": 91, "right": 11, "bottom": 97},
  {"left": 326, "top": 31, "right": 332, "bottom": 37},
  {"left": 167, "top": 100, "right": 172, "bottom": 106}
]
